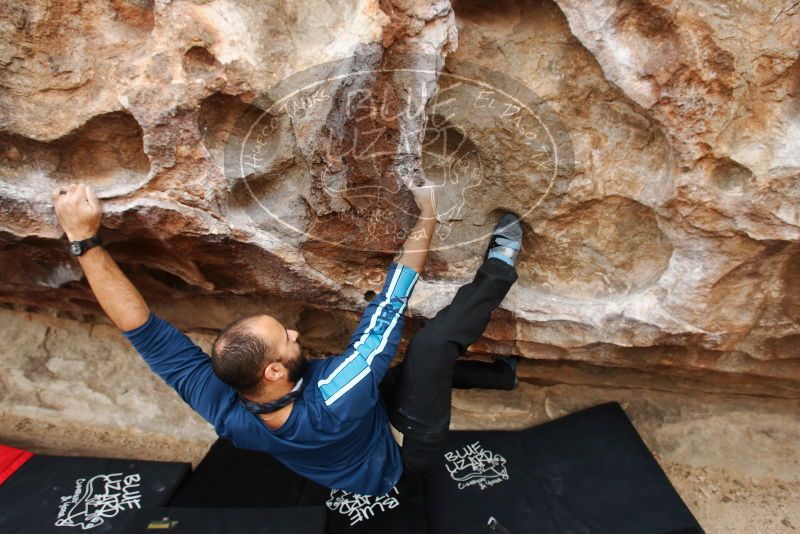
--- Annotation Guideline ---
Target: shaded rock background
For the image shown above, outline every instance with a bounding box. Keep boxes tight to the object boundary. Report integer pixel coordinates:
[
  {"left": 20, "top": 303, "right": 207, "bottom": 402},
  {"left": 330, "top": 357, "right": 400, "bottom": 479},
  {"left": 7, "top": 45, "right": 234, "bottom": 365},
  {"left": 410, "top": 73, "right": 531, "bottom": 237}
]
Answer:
[{"left": 0, "top": 0, "right": 798, "bottom": 532}]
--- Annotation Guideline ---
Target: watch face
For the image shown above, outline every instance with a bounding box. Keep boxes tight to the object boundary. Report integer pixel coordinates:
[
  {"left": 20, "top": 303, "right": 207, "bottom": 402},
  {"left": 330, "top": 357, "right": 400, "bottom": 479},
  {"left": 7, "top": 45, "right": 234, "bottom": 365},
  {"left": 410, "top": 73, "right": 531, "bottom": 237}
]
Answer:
[{"left": 70, "top": 242, "right": 82, "bottom": 256}]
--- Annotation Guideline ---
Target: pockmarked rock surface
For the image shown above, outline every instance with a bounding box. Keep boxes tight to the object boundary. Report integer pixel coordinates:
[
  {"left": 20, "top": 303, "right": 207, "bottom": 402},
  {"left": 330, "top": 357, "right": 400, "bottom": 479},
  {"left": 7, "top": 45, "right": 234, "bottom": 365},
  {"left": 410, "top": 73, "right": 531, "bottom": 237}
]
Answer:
[{"left": 1, "top": 0, "right": 799, "bottom": 465}]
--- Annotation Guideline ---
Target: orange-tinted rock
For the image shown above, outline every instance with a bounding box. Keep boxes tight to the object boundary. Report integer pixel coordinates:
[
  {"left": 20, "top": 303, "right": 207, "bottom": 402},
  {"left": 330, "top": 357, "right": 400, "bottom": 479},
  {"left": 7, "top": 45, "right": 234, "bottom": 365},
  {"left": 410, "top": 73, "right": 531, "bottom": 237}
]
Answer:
[{"left": 0, "top": 0, "right": 798, "bottom": 392}]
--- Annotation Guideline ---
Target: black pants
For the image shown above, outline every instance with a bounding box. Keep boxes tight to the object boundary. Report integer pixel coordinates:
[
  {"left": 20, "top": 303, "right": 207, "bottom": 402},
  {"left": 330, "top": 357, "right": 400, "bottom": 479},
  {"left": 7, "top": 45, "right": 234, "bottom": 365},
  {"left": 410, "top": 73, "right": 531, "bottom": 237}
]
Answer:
[{"left": 380, "top": 258, "right": 519, "bottom": 475}]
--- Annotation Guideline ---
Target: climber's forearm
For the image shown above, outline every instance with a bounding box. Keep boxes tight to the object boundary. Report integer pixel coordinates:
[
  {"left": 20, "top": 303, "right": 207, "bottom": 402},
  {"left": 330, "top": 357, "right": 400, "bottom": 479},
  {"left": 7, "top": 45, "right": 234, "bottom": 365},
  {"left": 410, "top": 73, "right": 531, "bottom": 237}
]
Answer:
[
  {"left": 76, "top": 246, "right": 150, "bottom": 332},
  {"left": 52, "top": 183, "right": 149, "bottom": 331},
  {"left": 394, "top": 206, "right": 436, "bottom": 274}
]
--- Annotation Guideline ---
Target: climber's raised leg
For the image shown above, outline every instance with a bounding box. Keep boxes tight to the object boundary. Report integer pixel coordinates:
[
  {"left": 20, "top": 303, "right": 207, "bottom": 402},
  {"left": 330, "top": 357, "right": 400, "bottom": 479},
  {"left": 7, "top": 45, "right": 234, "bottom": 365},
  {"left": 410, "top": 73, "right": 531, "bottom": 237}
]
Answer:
[{"left": 387, "top": 214, "right": 522, "bottom": 474}]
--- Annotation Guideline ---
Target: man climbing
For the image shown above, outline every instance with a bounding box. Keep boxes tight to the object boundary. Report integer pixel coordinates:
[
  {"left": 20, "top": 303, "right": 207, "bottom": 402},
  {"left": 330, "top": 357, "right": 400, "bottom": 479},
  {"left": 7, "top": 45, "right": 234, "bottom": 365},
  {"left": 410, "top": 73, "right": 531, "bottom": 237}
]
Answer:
[{"left": 52, "top": 179, "right": 522, "bottom": 496}]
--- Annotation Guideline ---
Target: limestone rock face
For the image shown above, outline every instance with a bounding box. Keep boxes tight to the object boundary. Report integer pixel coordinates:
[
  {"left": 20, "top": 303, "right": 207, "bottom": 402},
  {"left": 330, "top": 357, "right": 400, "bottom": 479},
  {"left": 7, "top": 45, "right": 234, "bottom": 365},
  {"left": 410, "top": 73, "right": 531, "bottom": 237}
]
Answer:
[{"left": 0, "top": 0, "right": 798, "bottom": 392}]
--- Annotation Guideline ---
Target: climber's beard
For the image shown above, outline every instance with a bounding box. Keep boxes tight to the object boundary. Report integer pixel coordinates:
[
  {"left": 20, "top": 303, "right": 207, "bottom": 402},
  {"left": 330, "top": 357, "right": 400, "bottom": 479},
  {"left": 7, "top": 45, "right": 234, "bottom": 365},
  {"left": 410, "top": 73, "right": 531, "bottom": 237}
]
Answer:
[{"left": 281, "top": 350, "right": 310, "bottom": 384}]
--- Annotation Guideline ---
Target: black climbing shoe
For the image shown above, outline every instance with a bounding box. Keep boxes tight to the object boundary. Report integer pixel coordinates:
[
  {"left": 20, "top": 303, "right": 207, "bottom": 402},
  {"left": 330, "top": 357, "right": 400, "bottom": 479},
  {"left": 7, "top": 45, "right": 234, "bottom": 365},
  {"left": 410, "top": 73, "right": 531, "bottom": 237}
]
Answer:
[{"left": 499, "top": 356, "right": 519, "bottom": 390}]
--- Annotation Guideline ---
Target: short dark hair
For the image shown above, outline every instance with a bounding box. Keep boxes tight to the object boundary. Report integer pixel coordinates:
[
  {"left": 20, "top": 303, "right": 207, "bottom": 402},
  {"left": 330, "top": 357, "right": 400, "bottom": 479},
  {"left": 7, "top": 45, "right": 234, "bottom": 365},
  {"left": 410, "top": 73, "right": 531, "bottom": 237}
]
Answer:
[{"left": 211, "top": 315, "right": 274, "bottom": 395}]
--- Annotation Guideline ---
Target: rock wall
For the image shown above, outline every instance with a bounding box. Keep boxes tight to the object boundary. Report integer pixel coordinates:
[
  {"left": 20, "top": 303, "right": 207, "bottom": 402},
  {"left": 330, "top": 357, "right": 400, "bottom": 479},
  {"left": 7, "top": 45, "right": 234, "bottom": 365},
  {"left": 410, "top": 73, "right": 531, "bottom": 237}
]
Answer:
[{"left": 1, "top": 0, "right": 799, "bottom": 399}]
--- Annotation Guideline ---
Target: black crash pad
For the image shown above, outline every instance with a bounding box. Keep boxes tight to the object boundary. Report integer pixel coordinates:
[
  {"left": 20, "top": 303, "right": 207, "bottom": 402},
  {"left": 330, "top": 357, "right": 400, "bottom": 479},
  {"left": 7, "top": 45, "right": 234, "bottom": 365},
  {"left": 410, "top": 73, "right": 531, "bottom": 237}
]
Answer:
[
  {"left": 298, "top": 468, "right": 426, "bottom": 534},
  {"left": 168, "top": 439, "right": 307, "bottom": 508},
  {"left": 119, "top": 506, "right": 327, "bottom": 533},
  {"left": 0, "top": 454, "right": 190, "bottom": 534},
  {"left": 425, "top": 402, "right": 704, "bottom": 534},
  {"left": 169, "top": 438, "right": 426, "bottom": 534}
]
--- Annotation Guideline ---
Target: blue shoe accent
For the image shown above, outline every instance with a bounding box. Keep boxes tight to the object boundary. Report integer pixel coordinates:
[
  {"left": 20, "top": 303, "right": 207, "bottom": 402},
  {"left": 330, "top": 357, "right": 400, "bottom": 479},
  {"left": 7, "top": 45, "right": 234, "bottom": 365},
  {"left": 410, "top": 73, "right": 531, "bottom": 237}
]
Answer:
[
  {"left": 495, "top": 237, "right": 521, "bottom": 250},
  {"left": 488, "top": 249, "right": 515, "bottom": 267}
]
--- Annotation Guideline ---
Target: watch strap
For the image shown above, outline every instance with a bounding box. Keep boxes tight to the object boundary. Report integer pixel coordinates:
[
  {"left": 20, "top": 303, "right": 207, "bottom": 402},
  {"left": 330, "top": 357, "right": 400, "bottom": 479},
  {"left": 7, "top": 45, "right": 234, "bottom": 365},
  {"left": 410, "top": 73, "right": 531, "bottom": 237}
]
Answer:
[{"left": 71, "top": 235, "right": 101, "bottom": 256}]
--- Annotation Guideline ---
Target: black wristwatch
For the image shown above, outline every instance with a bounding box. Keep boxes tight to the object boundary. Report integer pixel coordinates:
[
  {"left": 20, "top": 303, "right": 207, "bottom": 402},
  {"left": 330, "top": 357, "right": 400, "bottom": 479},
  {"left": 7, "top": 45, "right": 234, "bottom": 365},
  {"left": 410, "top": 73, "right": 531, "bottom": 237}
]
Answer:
[{"left": 69, "top": 235, "right": 102, "bottom": 256}]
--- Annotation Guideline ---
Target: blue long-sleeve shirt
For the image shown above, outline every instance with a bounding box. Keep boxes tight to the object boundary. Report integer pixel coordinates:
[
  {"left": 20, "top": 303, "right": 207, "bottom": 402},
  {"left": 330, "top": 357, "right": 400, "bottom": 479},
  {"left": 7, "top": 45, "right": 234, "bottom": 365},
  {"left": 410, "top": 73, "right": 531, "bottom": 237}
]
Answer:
[{"left": 122, "top": 262, "right": 419, "bottom": 496}]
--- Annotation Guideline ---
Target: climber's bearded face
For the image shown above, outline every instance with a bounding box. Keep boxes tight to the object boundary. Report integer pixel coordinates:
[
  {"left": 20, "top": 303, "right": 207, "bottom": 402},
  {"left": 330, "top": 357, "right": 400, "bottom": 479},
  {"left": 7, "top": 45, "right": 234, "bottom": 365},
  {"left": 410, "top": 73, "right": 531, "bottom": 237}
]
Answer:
[
  {"left": 211, "top": 314, "right": 309, "bottom": 390},
  {"left": 248, "top": 315, "right": 308, "bottom": 384}
]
